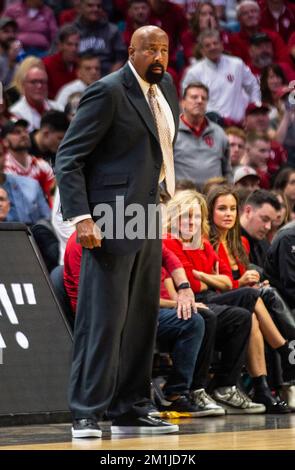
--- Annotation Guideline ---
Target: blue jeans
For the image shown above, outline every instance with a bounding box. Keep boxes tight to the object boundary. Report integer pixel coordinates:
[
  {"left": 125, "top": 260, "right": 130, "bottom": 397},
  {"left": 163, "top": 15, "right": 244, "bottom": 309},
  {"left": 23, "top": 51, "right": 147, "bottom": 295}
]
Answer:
[{"left": 157, "top": 308, "right": 205, "bottom": 396}]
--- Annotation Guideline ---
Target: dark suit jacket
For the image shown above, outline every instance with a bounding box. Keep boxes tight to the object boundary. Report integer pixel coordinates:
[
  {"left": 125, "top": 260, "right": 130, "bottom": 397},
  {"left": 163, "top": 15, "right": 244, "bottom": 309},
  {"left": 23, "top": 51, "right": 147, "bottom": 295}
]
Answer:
[{"left": 55, "top": 63, "right": 179, "bottom": 254}]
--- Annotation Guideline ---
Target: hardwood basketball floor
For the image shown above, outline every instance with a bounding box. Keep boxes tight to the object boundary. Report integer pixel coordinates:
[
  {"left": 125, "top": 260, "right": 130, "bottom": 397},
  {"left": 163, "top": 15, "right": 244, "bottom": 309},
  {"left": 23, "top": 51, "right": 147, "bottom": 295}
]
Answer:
[{"left": 0, "top": 414, "right": 295, "bottom": 450}]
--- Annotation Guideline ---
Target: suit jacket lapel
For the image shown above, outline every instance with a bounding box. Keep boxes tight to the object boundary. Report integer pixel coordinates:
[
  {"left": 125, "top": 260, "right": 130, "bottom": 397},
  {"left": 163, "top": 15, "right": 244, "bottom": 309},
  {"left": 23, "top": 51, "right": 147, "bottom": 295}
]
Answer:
[{"left": 122, "top": 64, "right": 160, "bottom": 144}]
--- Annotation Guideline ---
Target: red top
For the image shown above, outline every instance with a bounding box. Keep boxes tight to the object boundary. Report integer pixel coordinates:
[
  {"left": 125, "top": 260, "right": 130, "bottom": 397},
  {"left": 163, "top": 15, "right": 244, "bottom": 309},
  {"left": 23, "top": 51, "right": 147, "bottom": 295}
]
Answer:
[
  {"left": 161, "top": 244, "right": 183, "bottom": 299},
  {"left": 43, "top": 52, "right": 77, "bottom": 99},
  {"left": 228, "top": 28, "right": 289, "bottom": 66},
  {"left": 258, "top": 1, "right": 295, "bottom": 43},
  {"left": 59, "top": 8, "right": 78, "bottom": 26},
  {"left": 216, "top": 237, "right": 250, "bottom": 289},
  {"left": 163, "top": 237, "right": 232, "bottom": 293},
  {"left": 64, "top": 231, "right": 82, "bottom": 313}
]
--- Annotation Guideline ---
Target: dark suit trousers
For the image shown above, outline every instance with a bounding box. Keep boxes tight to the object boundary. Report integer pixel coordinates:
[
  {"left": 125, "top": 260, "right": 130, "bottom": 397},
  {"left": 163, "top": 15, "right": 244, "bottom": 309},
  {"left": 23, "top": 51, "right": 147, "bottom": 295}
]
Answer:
[{"left": 68, "top": 236, "right": 162, "bottom": 420}]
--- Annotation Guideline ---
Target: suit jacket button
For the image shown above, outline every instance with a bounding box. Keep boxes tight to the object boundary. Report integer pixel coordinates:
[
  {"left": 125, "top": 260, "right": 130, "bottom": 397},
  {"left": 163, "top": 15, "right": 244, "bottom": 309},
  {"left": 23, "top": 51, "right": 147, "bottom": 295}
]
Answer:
[{"left": 149, "top": 190, "right": 155, "bottom": 195}]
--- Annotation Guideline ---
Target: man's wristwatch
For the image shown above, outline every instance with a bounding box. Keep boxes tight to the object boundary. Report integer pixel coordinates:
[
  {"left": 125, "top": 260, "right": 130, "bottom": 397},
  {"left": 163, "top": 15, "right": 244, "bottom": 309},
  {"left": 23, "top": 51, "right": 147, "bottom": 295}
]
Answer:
[{"left": 176, "top": 282, "right": 191, "bottom": 291}]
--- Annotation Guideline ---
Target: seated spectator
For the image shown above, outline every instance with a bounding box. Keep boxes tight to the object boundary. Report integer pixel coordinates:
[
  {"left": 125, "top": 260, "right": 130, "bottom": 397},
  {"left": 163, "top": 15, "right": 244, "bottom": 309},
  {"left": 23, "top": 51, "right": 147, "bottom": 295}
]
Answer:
[
  {"left": 244, "top": 133, "right": 272, "bottom": 189},
  {"left": 228, "top": 0, "right": 289, "bottom": 66},
  {"left": 243, "top": 103, "right": 288, "bottom": 181},
  {"left": 268, "top": 190, "right": 290, "bottom": 241},
  {"left": 273, "top": 167, "right": 295, "bottom": 218},
  {"left": 43, "top": 24, "right": 80, "bottom": 99},
  {"left": 0, "top": 38, "right": 22, "bottom": 88},
  {"left": 148, "top": 0, "right": 188, "bottom": 77},
  {"left": 226, "top": 127, "right": 247, "bottom": 169},
  {"left": 233, "top": 166, "right": 261, "bottom": 191},
  {"left": 0, "top": 138, "right": 50, "bottom": 225},
  {"left": 264, "top": 220, "right": 295, "bottom": 310},
  {"left": 240, "top": 189, "right": 281, "bottom": 267},
  {"left": 0, "top": 186, "right": 10, "bottom": 221},
  {"left": 59, "top": 0, "right": 81, "bottom": 25},
  {"left": 260, "top": 64, "right": 289, "bottom": 125},
  {"left": 274, "top": 86, "right": 295, "bottom": 167},
  {"left": 73, "top": 0, "right": 126, "bottom": 76},
  {"left": 64, "top": 91, "right": 83, "bottom": 121},
  {"left": 7, "top": 56, "right": 44, "bottom": 106},
  {"left": 9, "top": 65, "right": 62, "bottom": 131},
  {"left": 55, "top": 51, "right": 101, "bottom": 109},
  {"left": 2, "top": 119, "right": 55, "bottom": 205},
  {"left": 123, "top": 0, "right": 152, "bottom": 47},
  {"left": 206, "top": 184, "right": 295, "bottom": 408},
  {"left": 259, "top": 0, "right": 295, "bottom": 44},
  {"left": 3, "top": 0, "right": 58, "bottom": 56},
  {"left": 174, "top": 82, "right": 232, "bottom": 188},
  {"left": 181, "top": 2, "right": 231, "bottom": 64},
  {"left": 0, "top": 17, "right": 18, "bottom": 57},
  {"left": 29, "top": 110, "right": 70, "bottom": 166},
  {"left": 182, "top": 29, "right": 261, "bottom": 124}
]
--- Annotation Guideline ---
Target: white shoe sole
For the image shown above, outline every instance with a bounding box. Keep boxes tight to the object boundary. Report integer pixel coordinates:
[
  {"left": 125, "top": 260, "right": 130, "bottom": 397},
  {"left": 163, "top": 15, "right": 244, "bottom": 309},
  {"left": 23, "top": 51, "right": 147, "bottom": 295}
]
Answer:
[
  {"left": 111, "top": 424, "right": 179, "bottom": 435},
  {"left": 220, "top": 404, "right": 265, "bottom": 415},
  {"left": 71, "top": 428, "right": 102, "bottom": 438}
]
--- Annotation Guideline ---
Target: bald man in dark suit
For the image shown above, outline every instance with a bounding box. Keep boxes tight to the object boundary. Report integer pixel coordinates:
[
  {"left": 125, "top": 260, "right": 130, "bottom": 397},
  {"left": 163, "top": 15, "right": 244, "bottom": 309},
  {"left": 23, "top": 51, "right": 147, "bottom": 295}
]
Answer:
[{"left": 55, "top": 25, "right": 182, "bottom": 438}]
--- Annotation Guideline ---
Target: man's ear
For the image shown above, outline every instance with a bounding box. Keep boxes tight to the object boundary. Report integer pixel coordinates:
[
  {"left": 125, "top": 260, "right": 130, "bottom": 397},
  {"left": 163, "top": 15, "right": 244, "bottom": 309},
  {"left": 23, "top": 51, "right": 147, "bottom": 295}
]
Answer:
[{"left": 128, "top": 46, "right": 135, "bottom": 62}]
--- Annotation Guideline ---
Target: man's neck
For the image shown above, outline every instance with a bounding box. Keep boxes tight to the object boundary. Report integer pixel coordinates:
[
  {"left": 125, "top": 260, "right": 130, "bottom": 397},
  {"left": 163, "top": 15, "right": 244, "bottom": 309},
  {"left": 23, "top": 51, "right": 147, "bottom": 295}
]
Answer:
[
  {"left": 10, "top": 150, "right": 28, "bottom": 167},
  {"left": 184, "top": 114, "right": 205, "bottom": 128}
]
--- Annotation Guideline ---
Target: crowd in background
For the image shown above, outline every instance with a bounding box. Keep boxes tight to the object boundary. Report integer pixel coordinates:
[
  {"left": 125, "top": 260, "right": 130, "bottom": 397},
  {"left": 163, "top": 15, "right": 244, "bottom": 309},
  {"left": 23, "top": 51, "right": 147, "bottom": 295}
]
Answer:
[{"left": 1, "top": 0, "right": 295, "bottom": 416}]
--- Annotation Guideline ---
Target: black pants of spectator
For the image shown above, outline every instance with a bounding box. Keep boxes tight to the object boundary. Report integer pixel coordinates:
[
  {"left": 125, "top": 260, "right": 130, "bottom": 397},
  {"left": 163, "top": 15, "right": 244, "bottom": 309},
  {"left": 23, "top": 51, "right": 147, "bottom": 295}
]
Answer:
[
  {"left": 191, "top": 303, "right": 252, "bottom": 390},
  {"left": 196, "top": 287, "right": 260, "bottom": 314}
]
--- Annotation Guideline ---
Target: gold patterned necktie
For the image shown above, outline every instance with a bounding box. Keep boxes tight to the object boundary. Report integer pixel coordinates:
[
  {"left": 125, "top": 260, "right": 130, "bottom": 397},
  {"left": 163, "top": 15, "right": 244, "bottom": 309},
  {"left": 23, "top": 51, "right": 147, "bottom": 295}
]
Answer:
[{"left": 147, "top": 85, "right": 175, "bottom": 197}]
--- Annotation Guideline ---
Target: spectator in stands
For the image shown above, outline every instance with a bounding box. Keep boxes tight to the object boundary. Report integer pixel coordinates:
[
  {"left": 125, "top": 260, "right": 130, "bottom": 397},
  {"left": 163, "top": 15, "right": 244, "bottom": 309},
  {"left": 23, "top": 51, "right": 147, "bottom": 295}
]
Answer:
[
  {"left": 273, "top": 167, "right": 295, "bottom": 217},
  {"left": 264, "top": 220, "right": 295, "bottom": 310},
  {"left": 226, "top": 127, "right": 247, "bottom": 169},
  {"left": 229, "top": 0, "right": 289, "bottom": 66},
  {"left": 202, "top": 176, "right": 228, "bottom": 195},
  {"left": 233, "top": 166, "right": 261, "bottom": 191},
  {"left": 207, "top": 184, "right": 295, "bottom": 409},
  {"left": 123, "top": 0, "right": 151, "bottom": 47},
  {"left": 2, "top": 118, "right": 55, "bottom": 205},
  {"left": 244, "top": 133, "right": 272, "bottom": 189},
  {"left": 267, "top": 190, "right": 290, "bottom": 241},
  {"left": 259, "top": 0, "right": 295, "bottom": 44},
  {"left": 0, "top": 186, "right": 10, "bottom": 221},
  {"left": 73, "top": 0, "right": 126, "bottom": 76},
  {"left": 260, "top": 64, "right": 288, "bottom": 124},
  {"left": 59, "top": 0, "right": 81, "bottom": 25},
  {"left": 0, "top": 17, "right": 17, "bottom": 56},
  {"left": 29, "top": 110, "right": 70, "bottom": 166},
  {"left": 9, "top": 65, "right": 62, "bottom": 131},
  {"left": 7, "top": 56, "right": 44, "bottom": 105},
  {"left": 174, "top": 82, "right": 232, "bottom": 188},
  {"left": 149, "top": 0, "right": 188, "bottom": 76},
  {"left": 163, "top": 189, "right": 267, "bottom": 414},
  {"left": 182, "top": 29, "right": 261, "bottom": 124},
  {"left": 0, "top": 38, "right": 21, "bottom": 88},
  {"left": 43, "top": 25, "right": 80, "bottom": 99},
  {"left": 0, "top": 137, "right": 50, "bottom": 224},
  {"left": 181, "top": 2, "right": 230, "bottom": 64},
  {"left": 55, "top": 51, "right": 101, "bottom": 109},
  {"left": 64, "top": 91, "right": 82, "bottom": 120},
  {"left": 243, "top": 103, "right": 288, "bottom": 181},
  {"left": 274, "top": 86, "right": 295, "bottom": 167},
  {"left": 3, "top": 0, "right": 58, "bottom": 56},
  {"left": 240, "top": 189, "right": 281, "bottom": 267}
]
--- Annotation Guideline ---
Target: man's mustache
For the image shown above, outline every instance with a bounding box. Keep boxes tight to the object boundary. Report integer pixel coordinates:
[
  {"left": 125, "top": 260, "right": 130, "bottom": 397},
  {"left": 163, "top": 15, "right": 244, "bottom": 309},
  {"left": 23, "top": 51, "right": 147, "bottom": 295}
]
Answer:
[{"left": 149, "top": 63, "right": 164, "bottom": 71}]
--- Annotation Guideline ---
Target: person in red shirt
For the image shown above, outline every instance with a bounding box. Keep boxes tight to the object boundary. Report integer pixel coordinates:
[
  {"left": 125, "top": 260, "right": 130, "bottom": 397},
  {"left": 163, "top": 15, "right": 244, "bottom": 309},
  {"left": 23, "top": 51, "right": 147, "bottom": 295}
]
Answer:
[
  {"left": 123, "top": 0, "right": 152, "bottom": 47},
  {"left": 43, "top": 24, "right": 80, "bottom": 99},
  {"left": 228, "top": 0, "right": 289, "bottom": 66},
  {"left": 59, "top": 0, "right": 81, "bottom": 25},
  {"left": 207, "top": 184, "right": 295, "bottom": 408},
  {"left": 258, "top": 0, "right": 295, "bottom": 43}
]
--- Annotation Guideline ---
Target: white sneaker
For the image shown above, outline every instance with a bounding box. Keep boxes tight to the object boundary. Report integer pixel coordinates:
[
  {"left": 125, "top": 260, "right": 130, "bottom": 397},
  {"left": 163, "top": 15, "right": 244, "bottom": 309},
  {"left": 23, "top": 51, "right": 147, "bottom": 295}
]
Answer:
[
  {"left": 191, "top": 389, "right": 225, "bottom": 416},
  {"left": 280, "top": 384, "right": 295, "bottom": 411},
  {"left": 212, "top": 386, "right": 266, "bottom": 414}
]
